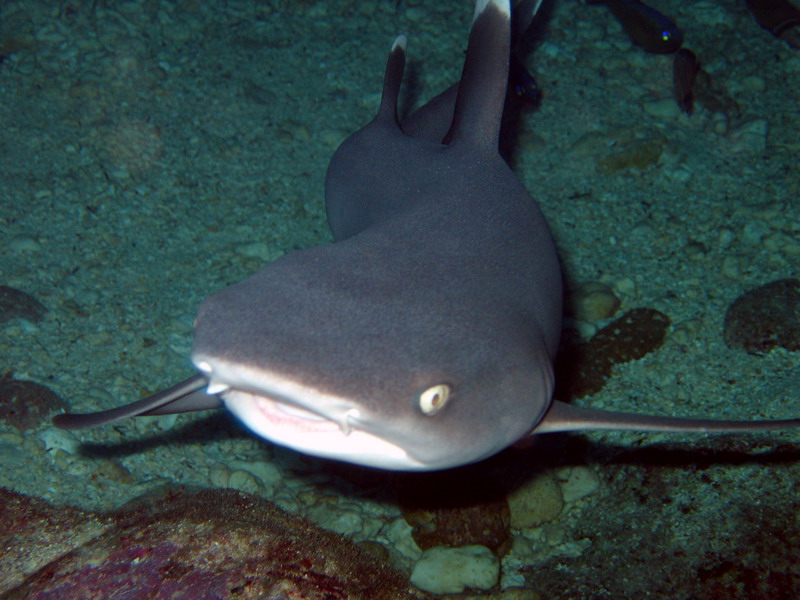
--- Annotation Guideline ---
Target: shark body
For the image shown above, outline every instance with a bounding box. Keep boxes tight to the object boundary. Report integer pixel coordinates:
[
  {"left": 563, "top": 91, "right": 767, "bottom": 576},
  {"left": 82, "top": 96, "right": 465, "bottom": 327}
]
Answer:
[{"left": 53, "top": 0, "right": 800, "bottom": 470}]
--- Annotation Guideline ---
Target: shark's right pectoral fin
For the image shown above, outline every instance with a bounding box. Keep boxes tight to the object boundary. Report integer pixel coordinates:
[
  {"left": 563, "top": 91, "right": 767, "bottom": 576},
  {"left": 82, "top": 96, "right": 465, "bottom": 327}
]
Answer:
[{"left": 52, "top": 375, "right": 221, "bottom": 430}]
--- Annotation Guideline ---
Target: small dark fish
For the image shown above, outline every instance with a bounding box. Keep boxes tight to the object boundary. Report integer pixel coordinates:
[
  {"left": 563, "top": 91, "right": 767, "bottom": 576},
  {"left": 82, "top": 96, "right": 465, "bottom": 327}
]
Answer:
[
  {"left": 509, "top": 53, "right": 542, "bottom": 108},
  {"left": 746, "top": 0, "right": 800, "bottom": 48},
  {"left": 673, "top": 48, "right": 699, "bottom": 114},
  {"left": 588, "top": 0, "right": 683, "bottom": 53}
]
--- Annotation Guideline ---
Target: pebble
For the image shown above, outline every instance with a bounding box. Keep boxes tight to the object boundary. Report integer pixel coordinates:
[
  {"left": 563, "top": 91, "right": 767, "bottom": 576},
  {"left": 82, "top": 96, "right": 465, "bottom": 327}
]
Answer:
[
  {"left": 507, "top": 472, "right": 564, "bottom": 528},
  {"left": 764, "top": 232, "right": 793, "bottom": 253},
  {"left": 693, "top": 0, "right": 736, "bottom": 27},
  {"left": 556, "top": 465, "right": 601, "bottom": 503},
  {"left": 717, "top": 227, "right": 736, "bottom": 249},
  {"left": 93, "top": 459, "right": 134, "bottom": 485},
  {"left": 572, "top": 281, "right": 621, "bottom": 322},
  {"left": 711, "top": 112, "right": 729, "bottom": 135},
  {"left": 667, "top": 165, "right": 693, "bottom": 185},
  {"left": 405, "top": 6, "right": 426, "bottom": 22},
  {"left": 740, "top": 220, "right": 770, "bottom": 245},
  {"left": 8, "top": 235, "right": 42, "bottom": 253},
  {"left": 596, "top": 137, "right": 664, "bottom": 173},
  {"left": 541, "top": 523, "right": 567, "bottom": 546},
  {"left": 226, "top": 469, "right": 262, "bottom": 495},
  {"left": 319, "top": 128, "right": 348, "bottom": 149},
  {"left": 228, "top": 459, "right": 284, "bottom": 491},
  {"left": 721, "top": 255, "right": 741, "bottom": 279},
  {"left": 671, "top": 318, "right": 703, "bottom": 345},
  {"left": 39, "top": 428, "right": 80, "bottom": 455},
  {"left": 613, "top": 277, "right": 636, "bottom": 297},
  {"left": 728, "top": 119, "right": 768, "bottom": 154},
  {"left": 209, "top": 466, "right": 232, "bottom": 488},
  {"left": 642, "top": 97, "right": 681, "bottom": 120},
  {"left": 782, "top": 239, "right": 800, "bottom": 256},
  {"left": 235, "top": 241, "right": 272, "bottom": 260},
  {"left": 308, "top": 502, "right": 384, "bottom": 538},
  {"left": 740, "top": 75, "right": 766, "bottom": 92},
  {"left": 411, "top": 545, "right": 499, "bottom": 594},
  {"left": 385, "top": 517, "right": 423, "bottom": 561}
]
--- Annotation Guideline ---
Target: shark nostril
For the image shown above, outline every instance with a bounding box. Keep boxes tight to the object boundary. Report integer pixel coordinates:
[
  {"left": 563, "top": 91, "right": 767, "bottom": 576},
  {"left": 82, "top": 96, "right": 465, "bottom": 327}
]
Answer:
[{"left": 206, "top": 380, "right": 230, "bottom": 395}]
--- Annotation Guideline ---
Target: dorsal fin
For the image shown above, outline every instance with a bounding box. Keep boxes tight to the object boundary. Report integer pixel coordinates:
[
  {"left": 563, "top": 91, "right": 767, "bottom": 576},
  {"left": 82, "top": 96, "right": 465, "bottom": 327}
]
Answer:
[
  {"left": 445, "top": 0, "right": 511, "bottom": 149},
  {"left": 376, "top": 35, "right": 407, "bottom": 126}
]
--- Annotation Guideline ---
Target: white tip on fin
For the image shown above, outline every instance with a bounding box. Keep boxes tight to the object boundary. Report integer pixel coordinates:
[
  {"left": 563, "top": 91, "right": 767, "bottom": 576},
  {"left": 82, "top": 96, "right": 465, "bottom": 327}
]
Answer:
[
  {"left": 473, "top": 0, "right": 510, "bottom": 23},
  {"left": 392, "top": 35, "right": 407, "bottom": 51}
]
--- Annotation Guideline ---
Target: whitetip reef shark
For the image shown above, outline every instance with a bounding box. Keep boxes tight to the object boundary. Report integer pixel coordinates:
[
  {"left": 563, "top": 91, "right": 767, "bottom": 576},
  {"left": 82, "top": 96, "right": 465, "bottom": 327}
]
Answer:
[{"left": 53, "top": 0, "right": 800, "bottom": 471}]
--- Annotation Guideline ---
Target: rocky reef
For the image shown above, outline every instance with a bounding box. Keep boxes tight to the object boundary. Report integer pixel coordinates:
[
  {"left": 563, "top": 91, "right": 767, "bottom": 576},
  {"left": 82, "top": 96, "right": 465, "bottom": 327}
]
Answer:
[{"left": 0, "top": 486, "right": 425, "bottom": 600}]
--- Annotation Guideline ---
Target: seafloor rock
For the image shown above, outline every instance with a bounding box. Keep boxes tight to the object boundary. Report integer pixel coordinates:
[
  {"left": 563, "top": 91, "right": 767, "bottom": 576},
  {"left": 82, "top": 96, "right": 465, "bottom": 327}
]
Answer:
[
  {"left": 0, "top": 486, "right": 425, "bottom": 600},
  {"left": 723, "top": 278, "right": 800, "bottom": 355},
  {"left": 0, "top": 489, "right": 111, "bottom": 592},
  {"left": 0, "top": 374, "right": 66, "bottom": 433},
  {"left": 570, "top": 281, "right": 621, "bottom": 323},
  {"left": 595, "top": 137, "right": 664, "bottom": 174},
  {"left": 411, "top": 545, "right": 499, "bottom": 595},
  {"left": 0, "top": 286, "right": 47, "bottom": 324},
  {"left": 506, "top": 472, "right": 564, "bottom": 529}
]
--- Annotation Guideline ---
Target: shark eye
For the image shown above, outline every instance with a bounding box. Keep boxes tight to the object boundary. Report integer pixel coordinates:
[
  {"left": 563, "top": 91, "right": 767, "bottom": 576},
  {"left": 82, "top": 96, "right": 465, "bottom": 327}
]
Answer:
[{"left": 419, "top": 384, "right": 451, "bottom": 416}]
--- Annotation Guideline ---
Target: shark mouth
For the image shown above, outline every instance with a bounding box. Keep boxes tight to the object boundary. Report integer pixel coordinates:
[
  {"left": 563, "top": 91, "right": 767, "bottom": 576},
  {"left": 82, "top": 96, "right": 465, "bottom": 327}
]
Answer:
[
  {"left": 193, "top": 357, "right": 421, "bottom": 470},
  {"left": 250, "top": 394, "right": 351, "bottom": 433}
]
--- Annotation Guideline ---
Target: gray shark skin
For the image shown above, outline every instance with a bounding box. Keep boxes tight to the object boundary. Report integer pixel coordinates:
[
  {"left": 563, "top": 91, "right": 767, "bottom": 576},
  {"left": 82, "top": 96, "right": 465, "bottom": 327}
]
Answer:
[{"left": 53, "top": 0, "right": 800, "bottom": 471}]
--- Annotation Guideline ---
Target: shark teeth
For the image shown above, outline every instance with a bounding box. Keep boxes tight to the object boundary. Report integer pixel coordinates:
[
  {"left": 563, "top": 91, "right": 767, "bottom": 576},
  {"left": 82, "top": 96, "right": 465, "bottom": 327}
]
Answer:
[
  {"left": 276, "top": 401, "right": 326, "bottom": 422},
  {"left": 339, "top": 408, "right": 361, "bottom": 436}
]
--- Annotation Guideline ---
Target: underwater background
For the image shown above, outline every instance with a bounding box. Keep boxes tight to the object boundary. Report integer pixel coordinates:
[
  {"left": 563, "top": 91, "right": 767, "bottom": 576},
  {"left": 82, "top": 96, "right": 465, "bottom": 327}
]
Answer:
[{"left": 1, "top": 0, "right": 799, "bottom": 597}]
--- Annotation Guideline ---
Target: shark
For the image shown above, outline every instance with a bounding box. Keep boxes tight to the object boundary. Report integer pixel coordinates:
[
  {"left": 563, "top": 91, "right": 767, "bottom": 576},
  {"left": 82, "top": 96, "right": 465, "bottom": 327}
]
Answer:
[{"left": 53, "top": 0, "right": 800, "bottom": 471}]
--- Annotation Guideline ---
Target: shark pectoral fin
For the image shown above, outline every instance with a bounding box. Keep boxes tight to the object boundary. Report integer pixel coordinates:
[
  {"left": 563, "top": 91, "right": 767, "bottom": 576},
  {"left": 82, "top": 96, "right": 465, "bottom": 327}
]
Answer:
[
  {"left": 532, "top": 400, "right": 800, "bottom": 435},
  {"left": 52, "top": 374, "right": 220, "bottom": 431}
]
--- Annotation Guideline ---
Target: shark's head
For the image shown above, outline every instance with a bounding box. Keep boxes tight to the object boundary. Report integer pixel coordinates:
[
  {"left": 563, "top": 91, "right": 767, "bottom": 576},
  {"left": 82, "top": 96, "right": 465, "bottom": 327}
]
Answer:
[{"left": 191, "top": 238, "right": 555, "bottom": 472}]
